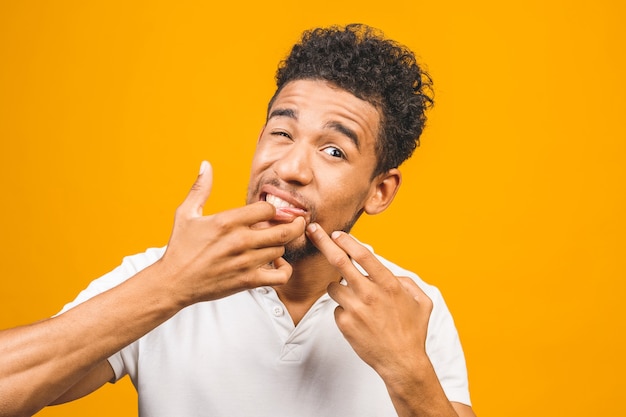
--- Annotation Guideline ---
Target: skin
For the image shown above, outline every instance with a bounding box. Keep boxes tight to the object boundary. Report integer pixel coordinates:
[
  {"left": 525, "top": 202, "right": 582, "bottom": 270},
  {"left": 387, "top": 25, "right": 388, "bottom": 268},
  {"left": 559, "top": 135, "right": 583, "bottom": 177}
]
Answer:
[
  {"left": 247, "top": 79, "right": 476, "bottom": 417},
  {"left": 245, "top": 80, "right": 402, "bottom": 320},
  {"left": 0, "top": 163, "right": 306, "bottom": 416},
  {"left": 0, "top": 79, "right": 476, "bottom": 417},
  {"left": 306, "top": 224, "right": 476, "bottom": 417}
]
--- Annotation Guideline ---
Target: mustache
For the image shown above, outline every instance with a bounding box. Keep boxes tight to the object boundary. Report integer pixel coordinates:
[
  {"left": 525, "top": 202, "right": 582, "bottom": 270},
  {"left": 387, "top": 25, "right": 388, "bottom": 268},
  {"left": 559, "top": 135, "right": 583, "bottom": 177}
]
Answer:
[{"left": 250, "top": 177, "right": 318, "bottom": 220}]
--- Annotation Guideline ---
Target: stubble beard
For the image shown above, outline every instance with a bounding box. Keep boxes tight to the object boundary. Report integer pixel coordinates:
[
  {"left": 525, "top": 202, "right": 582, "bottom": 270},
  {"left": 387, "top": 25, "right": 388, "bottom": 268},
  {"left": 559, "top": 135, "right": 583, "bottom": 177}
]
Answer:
[
  {"left": 282, "top": 238, "right": 319, "bottom": 265},
  {"left": 282, "top": 209, "right": 363, "bottom": 264},
  {"left": 246, "top": 178, "right": 364, "bottom": 265}
]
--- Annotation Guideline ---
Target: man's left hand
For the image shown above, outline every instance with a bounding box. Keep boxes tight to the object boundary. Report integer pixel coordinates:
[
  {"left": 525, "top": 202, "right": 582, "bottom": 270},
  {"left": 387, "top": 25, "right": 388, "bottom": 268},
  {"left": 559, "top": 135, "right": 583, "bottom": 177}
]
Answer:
[{"left": 305, "top": 222, "right": 433, "bottom": 379}]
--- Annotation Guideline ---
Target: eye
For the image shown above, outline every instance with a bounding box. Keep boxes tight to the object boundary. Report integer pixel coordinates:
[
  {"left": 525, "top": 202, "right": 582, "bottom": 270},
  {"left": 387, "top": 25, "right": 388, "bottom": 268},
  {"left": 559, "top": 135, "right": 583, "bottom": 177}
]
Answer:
[
  {"left": 322, "top": 146, "right": 345, "bottom": 159},
  {"left": 271, "top": 130, "right": 292, "bottom": 139}
]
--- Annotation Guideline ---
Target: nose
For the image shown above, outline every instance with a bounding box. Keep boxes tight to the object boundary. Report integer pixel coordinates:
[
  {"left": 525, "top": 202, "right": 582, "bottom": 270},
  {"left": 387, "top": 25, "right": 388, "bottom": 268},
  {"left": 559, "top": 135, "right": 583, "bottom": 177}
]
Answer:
[{"left": 273, "top": 142, "right": 313, "bottom": 185}]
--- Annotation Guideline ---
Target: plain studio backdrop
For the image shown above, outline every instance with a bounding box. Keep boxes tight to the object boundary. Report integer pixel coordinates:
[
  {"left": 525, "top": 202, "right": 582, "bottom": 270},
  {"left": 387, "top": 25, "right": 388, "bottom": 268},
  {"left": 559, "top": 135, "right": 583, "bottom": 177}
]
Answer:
[{"left": 1, "top": 1, "right": 624, "bottom": 416}]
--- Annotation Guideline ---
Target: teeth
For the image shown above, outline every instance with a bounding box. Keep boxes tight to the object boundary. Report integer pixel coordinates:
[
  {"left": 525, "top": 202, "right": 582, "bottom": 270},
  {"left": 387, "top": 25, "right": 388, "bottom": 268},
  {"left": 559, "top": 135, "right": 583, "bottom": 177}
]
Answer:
[{"left": 266, "top": 194, "right": 295, "bottom": 209}]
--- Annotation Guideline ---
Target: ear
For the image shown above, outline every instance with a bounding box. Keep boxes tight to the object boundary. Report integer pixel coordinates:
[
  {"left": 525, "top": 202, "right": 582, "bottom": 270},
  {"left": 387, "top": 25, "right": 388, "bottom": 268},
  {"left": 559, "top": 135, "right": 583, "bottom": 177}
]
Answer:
[{"left": 363, "top": 168, "right": 402, "bottom": 215}]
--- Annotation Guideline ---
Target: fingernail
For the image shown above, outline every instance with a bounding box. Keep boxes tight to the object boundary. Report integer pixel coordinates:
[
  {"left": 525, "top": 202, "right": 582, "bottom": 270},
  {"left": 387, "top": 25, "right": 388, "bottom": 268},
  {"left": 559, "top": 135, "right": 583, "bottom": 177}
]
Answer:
[
  {"left": 331, "top": 231, "right": 341, "bottom": 239},
  {"left": 307, "top": 223, "right": 317, "bottom": 233},
  {"left": 199, "top": 161, "right": 208, "bottom": 175}
]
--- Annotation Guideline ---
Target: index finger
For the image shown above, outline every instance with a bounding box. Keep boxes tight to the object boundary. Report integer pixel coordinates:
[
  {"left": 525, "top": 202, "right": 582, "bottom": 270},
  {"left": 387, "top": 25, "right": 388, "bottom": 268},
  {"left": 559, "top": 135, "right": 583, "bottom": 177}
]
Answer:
[
  {"left": 305, "top": 223, "right": 373, "bottom": 287},
  {"left": 328, "top": 230, "right": 394, "bottom": 283},
  {"left": 219, "top": 201, "right": 278, "bottom": 226}
]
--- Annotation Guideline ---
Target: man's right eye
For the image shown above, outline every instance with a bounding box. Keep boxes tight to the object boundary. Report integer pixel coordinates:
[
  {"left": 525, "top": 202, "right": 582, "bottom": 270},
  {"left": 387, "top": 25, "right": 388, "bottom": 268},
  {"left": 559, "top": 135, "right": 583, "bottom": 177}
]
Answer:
[{"left": 272, "top": 131, "right": 292, "bottom": 139}]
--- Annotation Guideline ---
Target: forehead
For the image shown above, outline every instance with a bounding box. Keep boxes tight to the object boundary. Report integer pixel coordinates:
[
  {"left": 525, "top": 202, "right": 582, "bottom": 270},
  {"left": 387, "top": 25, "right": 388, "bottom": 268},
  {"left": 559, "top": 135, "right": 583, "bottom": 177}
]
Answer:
[{"left": 268, "top": 80, "right": 381, "bottom": 147}]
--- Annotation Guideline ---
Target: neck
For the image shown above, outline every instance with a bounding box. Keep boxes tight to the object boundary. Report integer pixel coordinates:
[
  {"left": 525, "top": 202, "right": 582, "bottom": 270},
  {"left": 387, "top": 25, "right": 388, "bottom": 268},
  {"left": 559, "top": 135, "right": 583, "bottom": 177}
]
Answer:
[{"left": 272, "top": 252, "right": 341, "bottom": 326}]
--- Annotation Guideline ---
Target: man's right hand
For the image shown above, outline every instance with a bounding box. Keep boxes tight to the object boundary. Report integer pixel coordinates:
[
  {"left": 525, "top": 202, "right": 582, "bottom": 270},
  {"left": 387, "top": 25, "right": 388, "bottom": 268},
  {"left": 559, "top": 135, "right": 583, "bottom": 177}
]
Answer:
[
  {"left": 157, "top": 161, "right": 306, "bottom": 307},
  {"left": 0, "top": 161, "right": 306, "bottom": 416}
]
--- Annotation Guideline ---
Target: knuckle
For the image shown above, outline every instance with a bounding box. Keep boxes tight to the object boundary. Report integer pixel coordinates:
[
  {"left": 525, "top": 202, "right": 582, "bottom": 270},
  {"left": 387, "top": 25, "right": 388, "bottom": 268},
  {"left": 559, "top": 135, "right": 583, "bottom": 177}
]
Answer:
[
  {"left": 381, "top": 281, "right": 400, "bottom": 295},
  {"left": 252, "top": 200, "right": 275, "bottom": 218},
  {"left": 334, "top": 306, "right": 348, "bottom": 325},
  {"left": 240, "top": 275, "right": 255, "bottom": 289},
  {"left": 362, "top": 292, "right": 378, "bottom": 306},
  {"left": 229, "top": 258, "right": 255, "bottom": 280},
  {"left": 331, "top": 253, "right": 351, "bottom": 268},
  {"left": 350, "top": 245, "right": 370, "bottom": 261},
  {"left": 417, "top": 292, "right": 434, "bottom": 313},
  {"left": 189, "top": 180, "right": 203, "bottom": 193},
  {"left": 174, "top": 204, "right": 186, "bottom": 218},
  {"left": 209, "top": 213, "right": 231, "bottom": 232},
  {"left": 174, "top": 205, "right": 194, "bottom": 222},
  {"left": 274, "top": 246, "right": 286, "bottom": 258},
  {"left": 278, "top": 226, "right": 292, "bottom": 243},
  {"left": 424, "top": 296, "right": 434, "bottom": 311}
]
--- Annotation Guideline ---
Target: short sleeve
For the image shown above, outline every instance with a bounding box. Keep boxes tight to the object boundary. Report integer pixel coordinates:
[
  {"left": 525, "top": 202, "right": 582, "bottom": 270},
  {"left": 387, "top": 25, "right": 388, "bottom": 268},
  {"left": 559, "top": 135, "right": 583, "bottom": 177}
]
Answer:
[{"left": 425, "top": 287, "right": 471, "bottom": 406}]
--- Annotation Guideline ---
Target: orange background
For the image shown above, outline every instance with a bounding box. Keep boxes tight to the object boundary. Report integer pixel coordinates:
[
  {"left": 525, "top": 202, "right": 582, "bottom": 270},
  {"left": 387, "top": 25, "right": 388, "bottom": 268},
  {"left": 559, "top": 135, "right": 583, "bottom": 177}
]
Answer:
[{"left": 1, "top": 1, "right": 624, "bottom": 416}]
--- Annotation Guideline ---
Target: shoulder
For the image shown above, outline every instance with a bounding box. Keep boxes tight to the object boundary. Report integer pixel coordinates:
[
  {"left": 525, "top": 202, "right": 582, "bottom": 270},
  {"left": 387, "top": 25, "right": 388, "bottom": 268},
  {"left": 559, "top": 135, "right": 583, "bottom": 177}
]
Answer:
[{"left": 350, "top": 236, "right": 444, "bottom": 303}]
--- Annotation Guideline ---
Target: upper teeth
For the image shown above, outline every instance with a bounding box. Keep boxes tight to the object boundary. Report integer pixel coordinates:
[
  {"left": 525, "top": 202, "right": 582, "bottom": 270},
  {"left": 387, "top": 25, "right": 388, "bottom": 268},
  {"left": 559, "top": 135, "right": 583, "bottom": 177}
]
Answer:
[{"left": 266, "top": 194, "right": 295, "bottom": 209}]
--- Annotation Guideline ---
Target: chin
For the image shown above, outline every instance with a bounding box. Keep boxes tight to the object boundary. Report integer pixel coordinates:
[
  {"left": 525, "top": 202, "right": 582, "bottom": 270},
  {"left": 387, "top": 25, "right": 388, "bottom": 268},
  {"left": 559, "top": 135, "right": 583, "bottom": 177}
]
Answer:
[{"left": 283, "top": 236, "right": 319, "bottom": 264}]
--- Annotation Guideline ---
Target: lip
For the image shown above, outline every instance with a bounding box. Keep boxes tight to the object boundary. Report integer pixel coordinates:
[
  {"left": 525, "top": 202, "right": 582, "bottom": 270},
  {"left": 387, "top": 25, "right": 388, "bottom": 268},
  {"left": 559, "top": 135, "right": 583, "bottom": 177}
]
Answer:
[{"left": 260, "top": 184, "right": 309, "bottom": 223}]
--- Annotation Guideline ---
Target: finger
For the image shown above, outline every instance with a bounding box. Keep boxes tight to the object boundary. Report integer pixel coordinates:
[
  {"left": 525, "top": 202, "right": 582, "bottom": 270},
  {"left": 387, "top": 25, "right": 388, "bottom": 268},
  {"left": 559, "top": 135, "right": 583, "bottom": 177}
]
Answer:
[
  {"left": 327, "top": 280, "right": 352, "bottom": 306},
  {"left": 204, "top": 201, "right": 277, "bottom": 233},
  {"left": 398, "top": 277, "right": 433, "bottom": 314},
  {"left": 329, "top": 231, "right": 393, "bottom": 283},
  {"left": 250, "top": 216, "right": 306, "bottom": 249},
  {"left": 256, "top": 256, "right": 294, "bottom": 286},
  {"left": 305, "top": 223, "right": 364, "bottom": 287},
  {"left": 225, "top": 209, "right": 305, "bottom": 249},
  {"left": 272, "top": 256, "right": 290, "bottom": 270},
  {"left": 398, "top": 277, "right": 424, "bottom": 301},
  {"left": 333, "top": 304, "right": 347, "bottom": 328},
  {"left": 178, "top": 161, "right": 214, "bottom": 218}
]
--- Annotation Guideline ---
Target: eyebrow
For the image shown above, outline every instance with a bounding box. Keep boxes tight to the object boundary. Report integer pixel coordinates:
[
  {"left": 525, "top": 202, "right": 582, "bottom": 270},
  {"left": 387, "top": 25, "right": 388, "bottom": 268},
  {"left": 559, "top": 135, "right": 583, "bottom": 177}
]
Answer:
[
  {"left": 268, "top": 107, "right": 297, "bottom": 120},
  {"left": 324, "top": 121, "right": 360, "bottom": 150},
  {"left": 268, "top": 107, "right": 361, "bottom": 151}
]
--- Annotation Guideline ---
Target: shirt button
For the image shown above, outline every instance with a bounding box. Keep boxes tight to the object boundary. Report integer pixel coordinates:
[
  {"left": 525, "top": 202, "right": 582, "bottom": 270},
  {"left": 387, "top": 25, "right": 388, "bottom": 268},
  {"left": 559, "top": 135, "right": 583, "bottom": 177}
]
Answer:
[{"left": 272, "top": 306, "right": 284, "bottom": 316}]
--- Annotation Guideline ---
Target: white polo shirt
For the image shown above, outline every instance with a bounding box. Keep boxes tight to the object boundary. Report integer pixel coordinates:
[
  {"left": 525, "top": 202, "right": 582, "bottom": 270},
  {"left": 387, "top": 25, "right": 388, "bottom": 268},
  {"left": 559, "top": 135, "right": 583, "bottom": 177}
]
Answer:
[{"left": 60, "top": 245, "right": 470, "bottom": 416}]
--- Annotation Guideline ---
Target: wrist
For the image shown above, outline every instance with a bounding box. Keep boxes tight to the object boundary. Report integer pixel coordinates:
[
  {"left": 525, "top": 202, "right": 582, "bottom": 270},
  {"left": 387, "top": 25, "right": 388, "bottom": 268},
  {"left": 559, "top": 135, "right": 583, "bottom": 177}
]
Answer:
[
  {"left": 377, "top": 350, "right": 433, "bottom": 391},
  {"left": 379, "top": 353, "right": 457, "bottom": 417},
  {"left": 133, "top": 258, "right": 193, "bottom": 313}
]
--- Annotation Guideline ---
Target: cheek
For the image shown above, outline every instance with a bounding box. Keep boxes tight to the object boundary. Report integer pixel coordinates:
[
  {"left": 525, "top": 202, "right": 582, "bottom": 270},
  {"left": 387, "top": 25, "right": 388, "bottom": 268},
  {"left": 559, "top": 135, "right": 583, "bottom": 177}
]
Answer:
[
  {"left": 249, "top": 147, "right": 272, "bottom": 175},
  {"left": 251, "top": 141, "right": 282, "bottom": 170},
  {"left": 317, "top": 180, "right": 371, "bottom": 218}
]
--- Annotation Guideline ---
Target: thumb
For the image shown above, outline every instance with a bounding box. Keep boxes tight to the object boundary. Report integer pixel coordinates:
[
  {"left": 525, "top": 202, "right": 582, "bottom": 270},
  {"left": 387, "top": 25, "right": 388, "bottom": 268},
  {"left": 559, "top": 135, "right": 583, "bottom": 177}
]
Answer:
[{"left": 180, "top": 161, "right": 213, "bottom": 217}]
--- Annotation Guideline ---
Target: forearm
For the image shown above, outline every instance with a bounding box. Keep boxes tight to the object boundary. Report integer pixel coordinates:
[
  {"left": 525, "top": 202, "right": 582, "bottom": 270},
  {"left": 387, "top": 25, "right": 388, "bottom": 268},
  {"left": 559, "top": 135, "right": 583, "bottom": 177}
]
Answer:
[
  {"left": 381, "top": 355, "right": 459, "bottom": 417},
  {"left": 0, "top": 163, "right": 306, "bottom": 416},
  {"left": 0, "top": 260, "right": 183, "bottom": 416}
]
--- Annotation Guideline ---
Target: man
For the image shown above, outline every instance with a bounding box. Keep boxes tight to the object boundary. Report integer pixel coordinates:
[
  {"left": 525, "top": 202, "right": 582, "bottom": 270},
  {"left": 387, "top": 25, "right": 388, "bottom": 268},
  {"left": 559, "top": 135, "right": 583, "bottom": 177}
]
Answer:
[{"left": 0, "top": 24, "right": 476, "bottom": 416}]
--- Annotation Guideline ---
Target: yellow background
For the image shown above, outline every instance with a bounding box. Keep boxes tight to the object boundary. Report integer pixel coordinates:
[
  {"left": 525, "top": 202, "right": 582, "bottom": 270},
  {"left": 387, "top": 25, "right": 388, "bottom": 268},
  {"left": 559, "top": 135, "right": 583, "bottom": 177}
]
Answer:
[{"left": 1, "top": 1, "right": 624, "bottom": 416}]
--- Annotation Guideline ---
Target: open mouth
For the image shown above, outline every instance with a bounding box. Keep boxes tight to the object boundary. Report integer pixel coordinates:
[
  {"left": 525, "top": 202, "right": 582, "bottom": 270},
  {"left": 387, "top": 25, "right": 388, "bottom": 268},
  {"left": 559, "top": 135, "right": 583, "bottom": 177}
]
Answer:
[{"left": 263, "top": 193, "right": 307, "bottom": 221}]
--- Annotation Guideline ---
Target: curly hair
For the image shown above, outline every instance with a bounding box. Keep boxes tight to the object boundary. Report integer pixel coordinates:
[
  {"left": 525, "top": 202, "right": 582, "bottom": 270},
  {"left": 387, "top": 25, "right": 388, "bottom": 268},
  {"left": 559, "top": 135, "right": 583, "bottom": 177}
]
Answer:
[{"left": 270, "top": 23, "right": 434, "bottom": 177}]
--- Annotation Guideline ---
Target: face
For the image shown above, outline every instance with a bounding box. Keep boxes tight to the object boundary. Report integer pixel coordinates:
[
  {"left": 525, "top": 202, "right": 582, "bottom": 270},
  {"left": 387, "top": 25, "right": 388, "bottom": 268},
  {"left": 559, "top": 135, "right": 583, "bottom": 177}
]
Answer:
[{"left": 246, "top": 79, "right": 384, "bottom": 263}]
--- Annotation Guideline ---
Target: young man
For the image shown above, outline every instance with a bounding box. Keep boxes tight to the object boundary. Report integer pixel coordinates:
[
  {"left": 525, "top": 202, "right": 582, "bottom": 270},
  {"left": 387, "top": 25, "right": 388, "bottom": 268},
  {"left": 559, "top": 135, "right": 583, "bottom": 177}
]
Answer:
[{"left": 0, "top": 24, "right": 476, "bottom": 416}]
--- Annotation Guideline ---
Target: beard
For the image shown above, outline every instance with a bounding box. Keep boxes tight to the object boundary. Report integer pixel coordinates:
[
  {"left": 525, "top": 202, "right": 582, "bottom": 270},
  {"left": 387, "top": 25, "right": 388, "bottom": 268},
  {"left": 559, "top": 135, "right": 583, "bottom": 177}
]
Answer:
[
  {"left": 282, "top": 238, "right": 319, "bottom": 264},
  {"left": 247, "top": 176, "right": 365, "bottom": 264},
  {"left": 281, "top": 208, "right": 364, "bottom": 264}
]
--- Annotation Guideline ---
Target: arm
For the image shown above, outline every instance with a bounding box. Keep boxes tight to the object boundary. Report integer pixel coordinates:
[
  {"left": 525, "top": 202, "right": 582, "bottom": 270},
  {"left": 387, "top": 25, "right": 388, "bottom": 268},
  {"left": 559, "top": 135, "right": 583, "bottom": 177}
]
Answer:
[
  {"left": 305, "top": 223, "right": 475, "bottom": 417},
  {"left": 0, "top": 161, "right": 306, "bottom": 417},
  {"left": 49, "top": 360, "right": 115, "bottom": 406}
]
